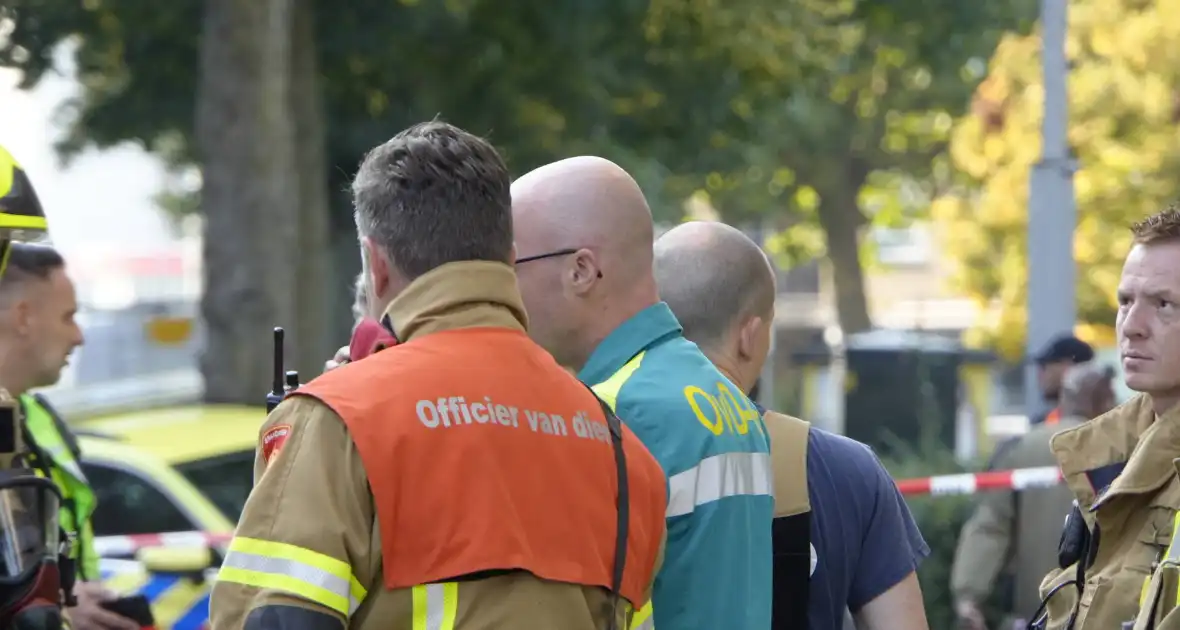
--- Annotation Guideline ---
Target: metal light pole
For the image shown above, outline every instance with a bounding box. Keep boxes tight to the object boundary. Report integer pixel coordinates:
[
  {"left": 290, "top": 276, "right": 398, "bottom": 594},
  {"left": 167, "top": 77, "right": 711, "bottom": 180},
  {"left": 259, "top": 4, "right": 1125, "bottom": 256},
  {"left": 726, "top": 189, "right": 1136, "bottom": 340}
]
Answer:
[{"left": 1024, "top": 0, "right": 1078, "bottom": 414}]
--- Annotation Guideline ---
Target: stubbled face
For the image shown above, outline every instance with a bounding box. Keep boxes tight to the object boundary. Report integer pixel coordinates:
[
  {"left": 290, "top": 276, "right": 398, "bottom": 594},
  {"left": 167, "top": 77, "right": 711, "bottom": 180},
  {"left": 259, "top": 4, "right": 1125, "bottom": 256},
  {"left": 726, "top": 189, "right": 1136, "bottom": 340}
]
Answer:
[
  {"left": 11, "top": 269, "right": 84, "bottom": 389},
  {"left": 1116, "top": 241, "right": 1180, "bottom": 402}
]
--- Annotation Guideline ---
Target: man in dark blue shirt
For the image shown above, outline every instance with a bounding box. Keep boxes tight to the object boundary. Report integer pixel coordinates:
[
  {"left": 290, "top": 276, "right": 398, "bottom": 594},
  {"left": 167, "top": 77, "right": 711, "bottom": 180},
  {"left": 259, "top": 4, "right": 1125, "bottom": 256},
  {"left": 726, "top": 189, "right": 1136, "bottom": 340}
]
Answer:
[
  {"left": 803, "top": 420, "right": 930, "bottom": 628},
  {"left": 654, "top": 221, "right": 931, "bottom": 629}
]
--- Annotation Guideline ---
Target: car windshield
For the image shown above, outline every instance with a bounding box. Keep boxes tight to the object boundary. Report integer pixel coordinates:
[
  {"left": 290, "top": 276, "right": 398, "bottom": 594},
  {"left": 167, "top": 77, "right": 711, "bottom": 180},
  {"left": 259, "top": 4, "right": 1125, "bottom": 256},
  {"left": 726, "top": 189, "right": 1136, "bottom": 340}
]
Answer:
[{"left": 174, "top": 450, "right": 254, "bottom": 522}]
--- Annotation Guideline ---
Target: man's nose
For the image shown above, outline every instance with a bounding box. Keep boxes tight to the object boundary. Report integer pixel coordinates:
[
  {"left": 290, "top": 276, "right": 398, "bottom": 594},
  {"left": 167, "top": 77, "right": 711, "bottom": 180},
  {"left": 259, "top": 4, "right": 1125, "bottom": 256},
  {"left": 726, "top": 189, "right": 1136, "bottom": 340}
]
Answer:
[{"left": 1120, "top": 303, "right": 1151, "bottom": 338}]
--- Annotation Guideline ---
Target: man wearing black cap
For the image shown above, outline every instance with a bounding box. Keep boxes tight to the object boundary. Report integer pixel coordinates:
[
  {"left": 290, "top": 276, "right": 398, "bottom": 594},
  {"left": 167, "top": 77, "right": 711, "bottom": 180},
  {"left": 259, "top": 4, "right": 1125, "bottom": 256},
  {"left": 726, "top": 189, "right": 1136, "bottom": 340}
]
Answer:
[{"left": 1031, "top": 333, "right": 1095, "bottom": 425}]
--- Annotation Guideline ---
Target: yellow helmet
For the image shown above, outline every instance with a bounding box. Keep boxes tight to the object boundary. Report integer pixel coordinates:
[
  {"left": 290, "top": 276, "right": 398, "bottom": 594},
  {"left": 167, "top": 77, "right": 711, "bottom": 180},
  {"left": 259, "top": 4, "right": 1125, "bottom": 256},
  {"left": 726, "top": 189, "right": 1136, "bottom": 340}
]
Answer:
[
  {"left": 0, "top": 145, "right": 49, "bottom": 277},
  {"left": 0, "top": 145, "right": 48, "bottom": 239}
]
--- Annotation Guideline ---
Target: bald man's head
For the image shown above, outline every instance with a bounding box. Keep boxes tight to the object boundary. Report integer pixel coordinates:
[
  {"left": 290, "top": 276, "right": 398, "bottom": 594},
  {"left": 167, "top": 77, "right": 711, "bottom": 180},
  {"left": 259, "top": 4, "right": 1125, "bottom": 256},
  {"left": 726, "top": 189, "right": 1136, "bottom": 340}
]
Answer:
[
  {"left": 655, "top": 222, "right": 776, "bottom": 391},
  {"left": 511, "top": 156, "right": 654, "bottom": 266},
  {"left": 511, "top": 156, "right": 659, "bottom": 370}
]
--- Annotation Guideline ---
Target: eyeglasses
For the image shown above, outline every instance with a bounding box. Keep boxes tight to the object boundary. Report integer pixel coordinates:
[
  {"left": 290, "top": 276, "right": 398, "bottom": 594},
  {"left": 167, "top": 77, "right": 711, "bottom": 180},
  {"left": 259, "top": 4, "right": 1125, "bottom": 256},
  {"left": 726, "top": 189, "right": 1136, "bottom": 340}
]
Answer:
[
  {"left": 514, "top": 248, "right": 578, "bottom": 265},
  {"left": 514, "top": 248, "right": 604, "bottom": 278}
]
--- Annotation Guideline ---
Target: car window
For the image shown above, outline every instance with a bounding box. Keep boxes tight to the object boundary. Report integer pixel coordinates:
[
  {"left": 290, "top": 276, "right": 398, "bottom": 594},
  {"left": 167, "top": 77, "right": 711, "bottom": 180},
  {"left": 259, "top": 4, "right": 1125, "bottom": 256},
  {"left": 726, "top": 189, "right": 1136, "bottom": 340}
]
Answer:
[
  {"left": 81, "top": 463, "right": 194, "bottom": 537},
  {"left": 174, "top": 450, "right": 254, "bottom": 522}
]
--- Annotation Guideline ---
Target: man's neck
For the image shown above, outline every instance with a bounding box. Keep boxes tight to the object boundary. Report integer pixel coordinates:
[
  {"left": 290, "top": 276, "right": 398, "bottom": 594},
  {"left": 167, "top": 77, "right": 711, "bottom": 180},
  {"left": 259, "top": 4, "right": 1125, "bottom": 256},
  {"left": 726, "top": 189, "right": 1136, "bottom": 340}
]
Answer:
[
  {"left": 0, "top": 372, "right": 27, "bottom": 398},
  {"left": 0, "top": 347, "right": 30, "bottom": 397},
  {"left": 578, "top": 291, "right": 659, "bottom": 372},
  {"left": 1152, "top": 393, "right": 1180, "bottom": 419},
  {"left": 703, "top": 349, "right": 750, "bottom": 395}
]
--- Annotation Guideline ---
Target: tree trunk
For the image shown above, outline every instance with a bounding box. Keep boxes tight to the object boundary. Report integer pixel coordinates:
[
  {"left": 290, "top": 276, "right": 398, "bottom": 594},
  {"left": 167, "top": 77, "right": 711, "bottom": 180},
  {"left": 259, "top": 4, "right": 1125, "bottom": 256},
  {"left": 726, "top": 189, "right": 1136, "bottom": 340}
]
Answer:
[
  {"left": 816, "top": 161, "right": 873, "bottom": 335},
  {"left": 289, "top": 0, "right": 333, "bottom": 380},
  {"left": 196, "top": 0, "right": 299, "bottom": 403}
]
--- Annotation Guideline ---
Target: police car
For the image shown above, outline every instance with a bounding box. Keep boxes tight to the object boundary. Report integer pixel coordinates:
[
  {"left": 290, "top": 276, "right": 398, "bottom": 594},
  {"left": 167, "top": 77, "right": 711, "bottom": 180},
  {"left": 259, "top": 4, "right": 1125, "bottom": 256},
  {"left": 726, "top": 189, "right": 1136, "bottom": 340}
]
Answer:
[{"left": 77, "top": 405, "right": 261, "bottom": 629}]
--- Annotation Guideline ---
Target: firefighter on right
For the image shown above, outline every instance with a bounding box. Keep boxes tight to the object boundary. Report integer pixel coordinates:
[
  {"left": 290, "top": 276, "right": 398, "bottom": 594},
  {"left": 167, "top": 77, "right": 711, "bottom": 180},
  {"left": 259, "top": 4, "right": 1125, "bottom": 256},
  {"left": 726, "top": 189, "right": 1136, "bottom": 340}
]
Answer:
[{"left": 1034, "top": 207, "right": 1180, "bottom": 630}]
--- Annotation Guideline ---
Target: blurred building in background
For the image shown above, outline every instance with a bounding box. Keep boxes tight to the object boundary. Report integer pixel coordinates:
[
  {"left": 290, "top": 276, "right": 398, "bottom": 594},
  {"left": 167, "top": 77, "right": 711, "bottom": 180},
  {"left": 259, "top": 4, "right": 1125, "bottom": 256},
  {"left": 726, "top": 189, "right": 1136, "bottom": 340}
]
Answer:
[{"left": 45, "top": 230, "right": 204, "bottom": 416}]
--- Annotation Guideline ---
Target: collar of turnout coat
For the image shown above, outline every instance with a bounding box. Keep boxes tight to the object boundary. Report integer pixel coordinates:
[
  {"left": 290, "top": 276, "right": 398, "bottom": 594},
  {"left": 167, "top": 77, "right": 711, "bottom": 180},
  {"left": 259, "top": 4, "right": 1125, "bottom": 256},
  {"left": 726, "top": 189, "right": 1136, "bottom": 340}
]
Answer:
[
  {"left": 380, "top": 261, "right": 528, "bottom": 344},
  {"left": 1050, "top": 394, "right": 1180, "bottom": 511}
]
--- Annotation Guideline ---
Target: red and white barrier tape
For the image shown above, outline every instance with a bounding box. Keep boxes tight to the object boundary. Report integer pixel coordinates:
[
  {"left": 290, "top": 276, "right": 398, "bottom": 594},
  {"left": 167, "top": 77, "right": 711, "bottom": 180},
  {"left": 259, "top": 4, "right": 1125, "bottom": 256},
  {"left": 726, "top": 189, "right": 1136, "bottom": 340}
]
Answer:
[
  {"left": 894, "top": 465, "right": 1063, "bottom": 496},
  {"left": 92, "top": 466, "right": 1066, "bottom": 556}
]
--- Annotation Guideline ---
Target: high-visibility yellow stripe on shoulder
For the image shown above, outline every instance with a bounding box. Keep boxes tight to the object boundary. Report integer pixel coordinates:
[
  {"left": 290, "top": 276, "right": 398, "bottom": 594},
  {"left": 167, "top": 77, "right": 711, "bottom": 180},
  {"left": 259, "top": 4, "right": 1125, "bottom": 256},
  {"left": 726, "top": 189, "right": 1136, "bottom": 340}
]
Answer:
[
  {"left": 630, "top": 599, "right": 654, "bottom": 630},
  {"left": 1140, "top": 511, "right": 1180, "bottom": 614},
  {"left": 593, "top": 352, "right": 645, "bottom": 411},
  {"left": 598, "top": 356, "right": 654, "bottom": 628},
  {"left": 217, "top": 537, "right": 367, "bottom": 617},
  {"left": 412, "top": 582, "right": 457, "bottom": 630},
  {"left": 0, "top": 213, "right": 47, "bottom": 230}
]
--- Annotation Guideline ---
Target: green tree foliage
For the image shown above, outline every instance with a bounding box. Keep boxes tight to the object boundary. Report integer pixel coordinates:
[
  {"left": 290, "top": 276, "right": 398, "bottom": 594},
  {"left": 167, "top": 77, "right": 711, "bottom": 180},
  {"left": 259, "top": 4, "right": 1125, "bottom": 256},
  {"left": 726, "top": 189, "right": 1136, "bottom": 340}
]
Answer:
[
  {"left": 933, "top": 0, "right": 1180, "bottom": 360},
  {"left": 640, "top": 0, "right": 1037, "bottom": 333},
  {"left": 0, "top": 0, "right": 691, "bottom": 215},
  {"left": 1, "top": 0, "right": 1040, "bottom": 395},
  {"left": 1, "top": 0, "right": 692, "bottom": 398}
]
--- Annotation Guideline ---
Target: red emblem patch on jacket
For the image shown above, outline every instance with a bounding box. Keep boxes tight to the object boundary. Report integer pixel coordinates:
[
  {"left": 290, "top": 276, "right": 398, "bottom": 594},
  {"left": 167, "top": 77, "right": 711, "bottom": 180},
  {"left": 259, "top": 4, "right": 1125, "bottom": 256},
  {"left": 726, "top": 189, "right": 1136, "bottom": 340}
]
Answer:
[{"left": 262, "top": 424, "right": 292, "bottom": 465}]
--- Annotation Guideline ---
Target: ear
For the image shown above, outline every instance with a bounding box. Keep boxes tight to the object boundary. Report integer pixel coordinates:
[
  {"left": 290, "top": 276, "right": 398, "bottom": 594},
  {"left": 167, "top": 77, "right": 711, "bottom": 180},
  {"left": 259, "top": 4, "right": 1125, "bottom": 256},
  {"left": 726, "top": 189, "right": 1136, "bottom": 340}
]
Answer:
[
  {"left": 735, "top": 315, "right": 764, "bottom": 361},
  {"left": 361, "top": 237, "right": 391, "bottom": 300},
  {"left": 567, "top": 248, "right": 602, "bottom": 295},
  {"left": 8, "top": 299, "right": 32, "bottom": 337}
]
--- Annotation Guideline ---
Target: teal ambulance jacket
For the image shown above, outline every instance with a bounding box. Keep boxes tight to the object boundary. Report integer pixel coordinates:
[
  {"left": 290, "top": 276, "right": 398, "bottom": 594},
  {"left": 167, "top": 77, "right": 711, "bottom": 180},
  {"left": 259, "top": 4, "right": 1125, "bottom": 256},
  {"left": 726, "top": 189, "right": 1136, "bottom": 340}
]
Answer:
[{"left": 580, "top": 303, "right": 774, "bottom": 630}]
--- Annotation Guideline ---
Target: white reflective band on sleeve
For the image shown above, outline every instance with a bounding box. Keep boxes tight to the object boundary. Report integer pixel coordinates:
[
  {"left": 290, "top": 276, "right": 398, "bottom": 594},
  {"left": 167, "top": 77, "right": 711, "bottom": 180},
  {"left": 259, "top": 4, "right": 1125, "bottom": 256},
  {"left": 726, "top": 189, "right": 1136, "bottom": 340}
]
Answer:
[
  {"left": 666, "top": 452, "right": 773, "bottom": 518},
  {"left": 220, "top": 549, "right": 363, "bottom": 616},
  {"left": 412, "top": 582, "right": 457, "bottom": 630}
]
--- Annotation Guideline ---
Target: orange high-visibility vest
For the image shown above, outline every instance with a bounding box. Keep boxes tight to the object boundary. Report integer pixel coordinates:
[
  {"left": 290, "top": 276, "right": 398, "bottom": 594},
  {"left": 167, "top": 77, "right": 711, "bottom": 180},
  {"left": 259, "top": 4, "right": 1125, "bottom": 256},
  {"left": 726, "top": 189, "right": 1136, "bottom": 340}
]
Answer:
[
  {"left": 295, "top": 327, "right": 667, "bottom": 607},
  {"left": 1045, "top": 407, "right": 1061, "bottom": 425}
]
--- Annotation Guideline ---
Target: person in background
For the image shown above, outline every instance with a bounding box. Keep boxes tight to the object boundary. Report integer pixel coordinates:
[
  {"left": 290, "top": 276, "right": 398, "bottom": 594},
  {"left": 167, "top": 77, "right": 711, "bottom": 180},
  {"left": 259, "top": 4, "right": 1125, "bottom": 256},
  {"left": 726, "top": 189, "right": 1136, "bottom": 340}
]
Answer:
[
  {"left": 324, "top": 272, "right": 369, "bottom": 372},
  {"left": 653, "top": 221, "right": 930, "bottom": 630},
  {"left": 952, "top": 361, "right": 1116, "bottom": 630},
  {"left": 0, "top": 243, "right": 137, "bottom": 630},
  {"left": 350, "top": 271, "right": 366, "bottom": 324},
  {"left": 511, "top": 157, "right": 774, "bottom": 630},
  {"left": 1030, "top": 335, "right": 1094, "bottom": 425}
]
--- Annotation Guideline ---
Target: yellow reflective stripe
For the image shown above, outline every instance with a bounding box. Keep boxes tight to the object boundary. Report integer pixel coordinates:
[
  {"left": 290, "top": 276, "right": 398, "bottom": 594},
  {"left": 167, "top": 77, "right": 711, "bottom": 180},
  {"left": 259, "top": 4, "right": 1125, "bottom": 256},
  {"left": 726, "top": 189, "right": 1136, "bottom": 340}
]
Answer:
[
  {"left": 597, "top": 355, "right": 651, "bottom": 628},
  {"left": 1166, "top": 512, "right": 1180, "bottom": 562},
  {"left": 629, "top": 600, "right": 654, "bottom": 630},
  {"left": 217, "top": 537, "right": 367, "bottom": 616},
  {"left": 1139, "top": 511, "right": 1180, "bottom": 610},
  {"left": 593, "top": 352, "right": 645, "bottom": 411},
  {"left": 412, "top": 582, "right": 457, "bottom": 630},
  {"left": 0, "top": 213, "right": 47, "bottom": 230}
]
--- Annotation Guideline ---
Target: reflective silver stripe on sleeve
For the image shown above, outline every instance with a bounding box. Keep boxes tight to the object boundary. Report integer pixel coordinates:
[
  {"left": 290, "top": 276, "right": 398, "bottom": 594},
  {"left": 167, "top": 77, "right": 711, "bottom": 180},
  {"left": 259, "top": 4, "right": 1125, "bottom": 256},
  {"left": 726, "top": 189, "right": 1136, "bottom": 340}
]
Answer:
[
  {"left": 220, "top": 549, "right": 363, "bottom": 615},
  {"left": 665, "top": 451, "right": 773, "bottom": 518}
]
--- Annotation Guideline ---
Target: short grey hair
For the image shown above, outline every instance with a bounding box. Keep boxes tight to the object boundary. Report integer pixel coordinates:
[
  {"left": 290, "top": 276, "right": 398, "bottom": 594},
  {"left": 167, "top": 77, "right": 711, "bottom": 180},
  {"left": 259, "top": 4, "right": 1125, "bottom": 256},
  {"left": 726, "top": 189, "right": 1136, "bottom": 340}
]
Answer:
[
  {"left": 1062, "top": 361, "right": 1115, "bottom": 396},
  {"left": 654, "top": 222, "right": 776, "bottom": 352},
  {"left": 351, "top": 121, "right": 513, "bottom": 279}
]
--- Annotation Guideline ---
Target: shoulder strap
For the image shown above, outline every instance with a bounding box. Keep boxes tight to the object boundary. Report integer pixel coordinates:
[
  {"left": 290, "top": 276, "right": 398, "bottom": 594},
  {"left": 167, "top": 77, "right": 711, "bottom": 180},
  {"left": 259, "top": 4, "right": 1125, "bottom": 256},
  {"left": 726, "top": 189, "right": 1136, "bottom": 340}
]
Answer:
[
  {"left": 762, "top": 409, "right": 811, "bottom": 630},
  {"left": 763, "top": 410, "right": 810, "bottom": 517},
  {"left": 587, "top": 386, "right": 629, "bottom": 630},
  {"left": 31, "top": 393, "right": 82, "bottom": 462}
]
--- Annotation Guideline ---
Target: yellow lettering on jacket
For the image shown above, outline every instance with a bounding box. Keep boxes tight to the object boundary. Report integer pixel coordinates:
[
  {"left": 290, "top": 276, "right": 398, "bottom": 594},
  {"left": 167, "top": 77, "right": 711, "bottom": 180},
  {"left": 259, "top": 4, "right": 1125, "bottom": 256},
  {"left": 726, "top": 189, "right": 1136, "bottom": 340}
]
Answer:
[{"left": 684, "top": 382, "right": 763, "bottom": 437}]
